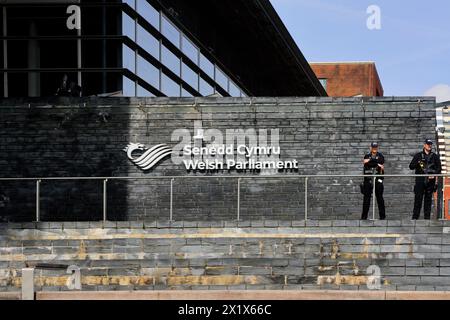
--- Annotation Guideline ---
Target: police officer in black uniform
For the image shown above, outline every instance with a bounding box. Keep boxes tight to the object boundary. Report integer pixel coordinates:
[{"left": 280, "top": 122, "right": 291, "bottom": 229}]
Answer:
[
  {"left": 361, "top": 142, "right": 386, "bottom": 220},
  {"left": 409, "top": 139, "right": 442, "bottom": 220}
]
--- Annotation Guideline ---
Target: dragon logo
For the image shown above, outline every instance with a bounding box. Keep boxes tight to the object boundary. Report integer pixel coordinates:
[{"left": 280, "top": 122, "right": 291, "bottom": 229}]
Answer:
[{"left": 123, "top": 143, "right": 172, "bottom": 171}]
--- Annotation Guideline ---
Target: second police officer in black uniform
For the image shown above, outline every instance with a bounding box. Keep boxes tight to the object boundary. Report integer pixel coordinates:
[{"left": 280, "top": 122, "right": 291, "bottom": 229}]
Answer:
[
  {"left": 361, "top": 142, "right": 386, "bottom": 220},
  {"left": 409, "top": 139, "right": 442, "bottom": 220}
]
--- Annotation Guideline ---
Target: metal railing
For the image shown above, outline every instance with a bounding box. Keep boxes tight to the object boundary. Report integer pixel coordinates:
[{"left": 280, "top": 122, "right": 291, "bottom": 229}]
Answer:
[{"left": 0, "top": 174, "right": 448, "bottom": 222}]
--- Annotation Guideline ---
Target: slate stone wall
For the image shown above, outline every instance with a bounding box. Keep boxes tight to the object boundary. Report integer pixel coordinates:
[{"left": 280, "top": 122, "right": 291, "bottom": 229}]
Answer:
[
  {"left": 1, "top": 220, "right": 450, "bottom": 292},
  {"left": 0, "top": 97, "right": 437, "bottom": 222}
]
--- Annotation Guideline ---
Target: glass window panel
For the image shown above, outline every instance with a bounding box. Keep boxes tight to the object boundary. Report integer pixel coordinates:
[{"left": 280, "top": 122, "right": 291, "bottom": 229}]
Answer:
[
  {"left": 199, "top": 78, "right": 214, "bottom": 96},
  {"left": 123, "top": 0, "right": 135, "bottom": 9},
  {"left": 137, "top": 55, "right": 160, "bottom": 89},
  {"left": 137, "top": 25, "right": 159, "bottom": 60},
  {"left": 181, "top": 88, "right": 193, "bottom": 97},
  {"left": 161, "top": 73, "right": 181, "bottom": 96},
  {"left": 137, "top": 0, "right": 160, "bottom": 30},
  {"left": 241, "top": 91, "right": 247, "bottom": 97},
  {"left": 137, "top": 85, "right": 155, "bottom": 97},
  {"left": 199, "top": 53, "right": 214, "bottom": 79},
  {"left": 181, "top": 35, "right": 199, "bottom": 65},
  {"left": 181, "top": 63, "right": 198, "bottom": 91},
  {"left": 229, "top": 81, "right": 240, "bottom": 97},
  {"left": 161, "top": 45, "right": 180, "bottom": 76},
  {"left": 161, "top": 15, "right": 180, "bottom": 48},
  {"left": 122, "top": 44, "right": 135, "bottom": 72},
  {"left": 123, "top": 75, "right": 136, "bottom": 96},
  {"left": 122, "top": 13, "right": 136, "bottom": 41},
  {"left": 215, "top": 67, "right": 228, "bottom": 91}
]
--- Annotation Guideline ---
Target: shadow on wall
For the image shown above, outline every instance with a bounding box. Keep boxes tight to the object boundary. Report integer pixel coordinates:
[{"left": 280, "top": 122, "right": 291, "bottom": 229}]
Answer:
[
  {"left": 0, "top": 96, "right": 131, "bottom": 222},
  {"left": 0, "top": 97, "right": 438, "bottom": 222}
]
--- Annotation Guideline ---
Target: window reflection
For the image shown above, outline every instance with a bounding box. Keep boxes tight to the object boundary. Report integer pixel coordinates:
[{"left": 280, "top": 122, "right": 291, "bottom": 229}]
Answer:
[
  {"left": 181, "top": 88, "right": 193, "bottom": 97},
  {"left": 181, "top": 35, "right": 199, "bottom": 65},
  {"left": 137, "top": 25, "right": 159, "bottom": 60},
  {"left": 123, "top": 75, "right": 136, "bottom": 96},
  {"left": 122, "top": 13, "right": 136, "bottom": 41},
  {"left": 136, "top": 0, "right": 160, "bottom": 30},
  {"left": 119, "top": 6, "right": 247, "bottom": 97},
  {"left": 215, "top": 67, "right": 228, "bottom": 91},
  {"left": 137, "top": 55, "right": 160, "bottom": 89},
  {"left": 123, "top": 0, "right": 135, "bottom": 9},
  {"left": 229, "top": 81, "right": 240, "bottom": 97},
  {"left": 161, "top": 45, "right": 180, "bottom": 76},
  {"left": 161, "top": 15, "right": 180, "bottom": 48},
  {"left": 122, "top": 44, "right": 136, "bottom": 72},
  {"left": 200, "top": 53, "right": 214, "bottom": 79},
  {"left": 199, "top": 77, "right": 214, "bottom": 96},
  {"left": 182, "top": 63, "right": 198, "bottom": 90},
  {"left": 161, "top": 73, "right": 181, "bottom": 96},
  {"left": 137, "top": 84, "right": 155, "bottom": 97}
]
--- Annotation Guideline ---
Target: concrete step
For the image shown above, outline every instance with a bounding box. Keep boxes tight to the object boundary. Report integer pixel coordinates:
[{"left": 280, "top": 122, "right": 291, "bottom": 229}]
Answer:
[{"left": 1, "top": 221, "right": 450, "bottom": 293}]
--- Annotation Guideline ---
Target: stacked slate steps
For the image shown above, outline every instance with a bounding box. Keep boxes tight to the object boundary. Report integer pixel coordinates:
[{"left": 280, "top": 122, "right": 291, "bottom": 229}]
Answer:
[{"left": 0, "top": 219, "right": 450, "bottom": 292}]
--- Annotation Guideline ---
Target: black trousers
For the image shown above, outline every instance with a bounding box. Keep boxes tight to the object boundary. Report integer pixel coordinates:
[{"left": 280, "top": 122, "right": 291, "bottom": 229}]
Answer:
[
  {"left": 412, "top": 179, "right": 435, "bottom": 220},
  {"left": 362, "top": 178, "right": 385, "bottom": 220}
]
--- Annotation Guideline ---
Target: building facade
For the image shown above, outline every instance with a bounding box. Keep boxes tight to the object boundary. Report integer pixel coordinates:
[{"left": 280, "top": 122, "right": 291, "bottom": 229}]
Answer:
[
  {"left": 310, "top": 61, "right": 384, "bottom": 97},
  {"left": 437, "top": 102, "right": 450, "bottom": 219},
  {"left": 0, "top": 96, "right": 437, "bottom": 222},
  {"left": 0, "top": 0, "right": 327, "bottom": 98}
]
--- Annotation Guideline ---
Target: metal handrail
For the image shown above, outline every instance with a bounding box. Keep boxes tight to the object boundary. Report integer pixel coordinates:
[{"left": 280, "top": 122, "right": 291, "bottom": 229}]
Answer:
[
  {"left": 0, "top": 174, "right": 448, "bottom": 222},
  {"left": 1, "top": 174, "right": 450, "bottom": 181}
]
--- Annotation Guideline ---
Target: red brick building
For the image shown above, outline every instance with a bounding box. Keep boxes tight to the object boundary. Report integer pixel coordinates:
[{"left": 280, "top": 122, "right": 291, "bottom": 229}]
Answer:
[{"left": 310, "top": 62, "right": 384, "bottom": 97}]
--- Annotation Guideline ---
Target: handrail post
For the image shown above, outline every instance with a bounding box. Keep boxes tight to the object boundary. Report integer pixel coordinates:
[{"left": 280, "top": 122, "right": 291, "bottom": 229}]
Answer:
[
  {"left": 237, "top": 178, "right": 241, "bottom": 221},
  {"left": 103, "top": 179, "right": 108, "bottom": 222},
  {"left": 35, "top": 179, "right": 41, "bottom": 222},
  {"left": 21, "top": 268, "right": 35, "bottom": 300},
  {"left": 372, "top": 176, "right": 376, "bottom": 221},
  {"left": 169, "top": 178, "right": 174, "bottom": 221},
  {"left": 304, "top": 177, "right": 308, "bottom": 221}
]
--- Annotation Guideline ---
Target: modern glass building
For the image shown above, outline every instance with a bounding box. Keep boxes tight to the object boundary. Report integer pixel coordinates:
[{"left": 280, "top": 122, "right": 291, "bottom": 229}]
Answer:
[{"left": 0, "top": 0, "right": 327, "bottom": 98}]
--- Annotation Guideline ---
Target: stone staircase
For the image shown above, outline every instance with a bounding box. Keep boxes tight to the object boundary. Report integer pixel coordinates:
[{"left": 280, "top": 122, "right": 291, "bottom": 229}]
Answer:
[{"left": 1, "top": 219, "right": 450, "bottom": 293}]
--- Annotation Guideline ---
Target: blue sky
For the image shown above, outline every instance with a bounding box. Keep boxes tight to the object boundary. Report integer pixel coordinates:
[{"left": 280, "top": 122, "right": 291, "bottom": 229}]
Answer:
[{"left": 270, "top": 0, "right": 450, "bottom": 101}]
